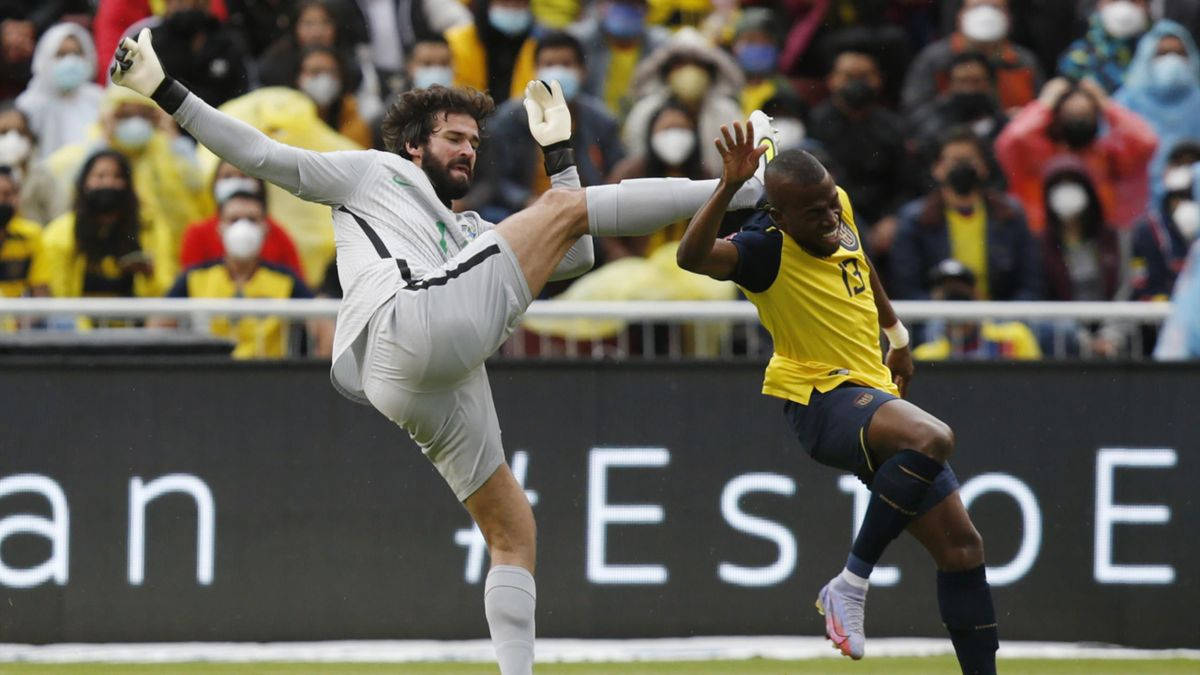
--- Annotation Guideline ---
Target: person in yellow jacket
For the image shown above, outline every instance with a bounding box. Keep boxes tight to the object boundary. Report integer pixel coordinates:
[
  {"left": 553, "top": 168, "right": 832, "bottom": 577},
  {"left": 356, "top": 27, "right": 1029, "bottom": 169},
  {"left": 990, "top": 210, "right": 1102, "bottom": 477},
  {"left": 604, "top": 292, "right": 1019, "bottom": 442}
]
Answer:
[
  {"left": 446, "top": 0, "right": 538, "bottom": 101},
  {"left": 0, "top": 167, "right": 47, "bottom": 299},
  {"left": 31, "top": 149, "right": 171, "bottom": 301},
  {"left": 42, "top": 85, "right": 209, "bottom": 270},
  {"left": 912, "top": 259, "right": 1042, "bottom": 361}
]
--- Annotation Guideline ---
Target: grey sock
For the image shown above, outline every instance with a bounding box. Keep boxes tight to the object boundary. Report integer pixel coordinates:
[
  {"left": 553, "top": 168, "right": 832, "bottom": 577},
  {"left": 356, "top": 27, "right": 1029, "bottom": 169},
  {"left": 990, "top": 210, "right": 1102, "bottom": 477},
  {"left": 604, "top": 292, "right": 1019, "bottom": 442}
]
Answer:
[
  {"left": 484, "top": 564, "right": 536, "bottom": 675},
  {"left": 585, "top": 177, "right": 762, "bottom": 237}
]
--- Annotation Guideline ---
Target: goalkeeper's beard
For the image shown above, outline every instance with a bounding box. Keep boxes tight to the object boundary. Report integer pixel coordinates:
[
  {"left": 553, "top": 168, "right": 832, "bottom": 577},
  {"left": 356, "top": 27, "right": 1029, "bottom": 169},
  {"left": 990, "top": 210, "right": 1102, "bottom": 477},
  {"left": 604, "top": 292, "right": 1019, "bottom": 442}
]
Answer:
[{"left": 421, "top": 149, "right": 472, "bottom": 202}]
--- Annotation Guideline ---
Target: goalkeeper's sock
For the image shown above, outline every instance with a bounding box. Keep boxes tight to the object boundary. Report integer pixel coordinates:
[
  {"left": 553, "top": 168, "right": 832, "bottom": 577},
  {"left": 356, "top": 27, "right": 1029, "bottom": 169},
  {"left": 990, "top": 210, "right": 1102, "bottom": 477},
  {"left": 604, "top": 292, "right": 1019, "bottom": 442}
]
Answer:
[
  {"left": 484, "top": 565, "right": 536, "bottom": 675},
  {"left": 584, "top": 177, "right": 762, "bottom": 237},
  {"left": 938, "top": 564, "right": 998, "bottom": 675},
  {"left": 849, "top": 449, "right": 944, "bottom": 576}
]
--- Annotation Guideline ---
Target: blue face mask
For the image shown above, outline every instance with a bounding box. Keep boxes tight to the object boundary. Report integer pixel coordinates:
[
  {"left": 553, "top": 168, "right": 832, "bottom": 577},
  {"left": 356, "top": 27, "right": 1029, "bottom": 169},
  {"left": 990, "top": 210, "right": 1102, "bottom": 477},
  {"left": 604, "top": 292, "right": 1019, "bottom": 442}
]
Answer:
[
  {"left": 603, "top": 2, "right": 645, "bottom": 39},
  {"left": 1149, "top": 53, "right": 1195, "bottom": 95},
  {"left": 488, "top": 6, "right": 533, "bottom": 37},
  {"left": 537, "top": 66, "right": 580, "bottom": 100},
  {"left": 736, "top": 43, "right": 778, "bottom": 76},
  {"left": 413, "top": 65, "right": 454, "bottom": 89},
  {"left": 53, "top": 54, "right": 90, "bottom": 92}
]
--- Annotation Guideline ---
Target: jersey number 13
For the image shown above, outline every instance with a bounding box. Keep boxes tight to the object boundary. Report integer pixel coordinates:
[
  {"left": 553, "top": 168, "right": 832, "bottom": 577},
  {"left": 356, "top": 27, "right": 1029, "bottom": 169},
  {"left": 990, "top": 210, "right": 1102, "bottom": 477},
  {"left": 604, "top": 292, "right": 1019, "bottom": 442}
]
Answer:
[{"left": 839, "top": 259, "right": 866, "bottom": 297}]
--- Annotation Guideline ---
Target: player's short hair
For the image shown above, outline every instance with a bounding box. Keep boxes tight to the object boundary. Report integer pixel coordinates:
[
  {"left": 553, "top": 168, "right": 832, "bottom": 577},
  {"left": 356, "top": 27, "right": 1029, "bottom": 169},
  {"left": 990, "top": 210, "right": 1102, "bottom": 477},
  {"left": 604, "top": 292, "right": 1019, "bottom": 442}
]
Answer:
[
  {"left": 381, "top": 85, "right": 495, "bottom": 158},
  {"left": 764, "top": 148, "right": 828, "bottom": 187},
  {"left": 535, "top": 30, "right": 586, "bottom": 67}
]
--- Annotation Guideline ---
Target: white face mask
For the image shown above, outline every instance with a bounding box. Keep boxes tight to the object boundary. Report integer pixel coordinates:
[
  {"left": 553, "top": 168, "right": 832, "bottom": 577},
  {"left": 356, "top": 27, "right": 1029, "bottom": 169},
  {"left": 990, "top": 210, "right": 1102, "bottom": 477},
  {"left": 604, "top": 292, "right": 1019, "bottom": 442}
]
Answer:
[
  {"left": 1100, "top": 1, "right": 1148, "bottom": 40},
  {"left": 1048, "top": 182, "right": 1090, "bottom": 219},
  {"left": 1164, "top": 164, "right": 1194, "bottom": 192},
  {"left": 961, "top": 5, "right": 1009, "bottom": 43},
  {"left": 113, "top": 116, "right": 154, "bottom": 150},
  {"left": 0, "top": 130, "right": 32, "bottom": 167},
  {"left": 300, "top": 73, "right": 341, "bottom": 107},
  {"left": 1172, "top": 200, "right": 1200, "bottom": 239},
  {"left": 53, "top": 53, "right": 90, "bottom": 92},
  {"left": 222, "top": 218, "right": 266, "bottom": 260},
  {"left": 412, "top": 65, "right": 453, "bottom": 89},
  {"left": 214, "top": 176, "right": 261, "bottom": 204},
  {"left": 650, "top": 127, "right": 696, "bottom": 166}
]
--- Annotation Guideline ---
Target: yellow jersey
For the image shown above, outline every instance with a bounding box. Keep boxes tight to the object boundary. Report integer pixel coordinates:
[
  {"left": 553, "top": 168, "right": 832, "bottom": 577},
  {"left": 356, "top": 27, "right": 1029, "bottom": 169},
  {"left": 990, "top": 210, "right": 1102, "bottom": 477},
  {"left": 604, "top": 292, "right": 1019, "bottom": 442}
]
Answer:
[
  {"left": 166, "top": 260, "right": 313, "bottom": 359},
  {"left": 0, "top": 215, "right": 43, "bottom": 297},
  {"left": 727, "top": 187, "right": 898, "bottom": 405}
]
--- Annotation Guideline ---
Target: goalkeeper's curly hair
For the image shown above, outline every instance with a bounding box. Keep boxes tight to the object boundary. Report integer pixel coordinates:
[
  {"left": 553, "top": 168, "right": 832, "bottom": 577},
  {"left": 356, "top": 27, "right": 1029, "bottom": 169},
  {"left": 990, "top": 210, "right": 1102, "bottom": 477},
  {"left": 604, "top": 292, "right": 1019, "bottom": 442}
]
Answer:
[{"left": 381, "top": 85, "right": 495, "bottom": 159}]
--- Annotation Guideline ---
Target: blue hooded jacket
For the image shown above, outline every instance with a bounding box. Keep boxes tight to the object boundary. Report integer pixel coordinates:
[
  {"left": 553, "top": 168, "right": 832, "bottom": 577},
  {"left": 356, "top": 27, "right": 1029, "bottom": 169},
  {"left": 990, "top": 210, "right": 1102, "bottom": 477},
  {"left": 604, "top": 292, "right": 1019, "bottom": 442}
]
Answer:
[{"left": 1114, "top": 20, "right": 1200, "bottom": 191}]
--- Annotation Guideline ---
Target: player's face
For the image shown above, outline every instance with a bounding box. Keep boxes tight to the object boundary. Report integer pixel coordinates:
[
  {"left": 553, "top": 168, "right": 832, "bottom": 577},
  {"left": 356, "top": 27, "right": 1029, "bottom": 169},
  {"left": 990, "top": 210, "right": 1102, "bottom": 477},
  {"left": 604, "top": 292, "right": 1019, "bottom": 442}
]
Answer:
[
  {"left": 418, "top": 112, "right": 479, "bottom": 201},
  {"left": 768, "top": 172, "right": 842, "bottom": 257}
]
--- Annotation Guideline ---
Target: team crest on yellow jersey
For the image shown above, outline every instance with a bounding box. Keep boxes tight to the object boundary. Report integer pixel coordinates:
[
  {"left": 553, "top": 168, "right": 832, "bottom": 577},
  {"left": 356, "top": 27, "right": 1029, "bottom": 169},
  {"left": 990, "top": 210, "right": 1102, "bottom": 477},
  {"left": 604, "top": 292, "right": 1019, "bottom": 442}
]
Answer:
[{"left": 838, "top": 218, "right": 860, "bottom": 252}]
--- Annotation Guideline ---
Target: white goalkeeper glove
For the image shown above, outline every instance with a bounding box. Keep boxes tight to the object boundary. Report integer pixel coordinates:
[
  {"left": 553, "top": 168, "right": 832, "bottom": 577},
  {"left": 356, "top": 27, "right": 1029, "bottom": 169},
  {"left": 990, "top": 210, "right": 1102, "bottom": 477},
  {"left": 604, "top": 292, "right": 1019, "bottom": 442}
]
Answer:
[
  {"left": 110, "top": 28, "right": 166, "bottom": 98},
  {"left": 523, "top": 79, "right": 572, "bottom": 147}
]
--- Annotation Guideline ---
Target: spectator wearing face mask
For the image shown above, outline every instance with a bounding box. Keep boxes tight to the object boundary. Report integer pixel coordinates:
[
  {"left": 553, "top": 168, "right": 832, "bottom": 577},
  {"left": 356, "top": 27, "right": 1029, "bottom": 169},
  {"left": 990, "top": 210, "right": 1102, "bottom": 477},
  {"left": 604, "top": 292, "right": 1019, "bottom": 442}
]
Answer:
[
  {"left": 907, "top": 51, "right": 1009, "bottom": 189},
  {"left": 891, "top": 127, "right": 1042, "bottom": 301},
  {"left": 623, "top": 28, "right": 743, "bottom": 177},
  {"left": 570, "top": 0, "right": 668, "bottom": 116},
  {"left": 995, "top": 76, "right": 1157, "bottom": 233},
  {"left": 809, "top": 47, "right": 912, "bottom": 241},
  {"left": 114, "top": 0, "right": 250, "bottom": 109},
  {"left": 446, "top": 0, "right": 538, "bottom": 102},
  {"left": 902, "top": 0, "right": 1043, "bottom": 114},
  {"left": 603, "top": 101, "right": 707, "bottom": 261},
  {"left": 732, "top": 8, "right": 798, "bottom": 118},
  {"left": 179, "top": 160, "right": 304, "bottom": 278},
  {"left": 0, "top": 166, "right": 48, "bottom": 300},
  {"left": 1059, "top": 0, "right": 1152, "bottom": 93},
  {"left": 32, "top": 149, "right": 171, "bottom": 299},
  {"left": 1131, "top": 141, "right": 1200, "bottom": 301},
  {"left": 404, "top": 37, "right": 455, "bottom": 91},
  {"left": 0, "top": 103, "right": 57, "bottom": 226},
  {"left": 911, "top": 258, "right": 1041, "bottom": 361},
  {"left": 155, "top": 191, "right": 315, "bottom": 359},
  {"left": 43, "top": 86, "right": 210, "bottom": 264},
  {"left": 1114, "top": 20, "right": 1200, "bottom": 188},
  {"left": 464, "top": 31, "right": 624, "bottom": 224},
  {"left": 14, "top": 23, "right": 102, "bottom": 161},
  {"left": 295, "top": 46, "right": 373, "bottom": 148}
]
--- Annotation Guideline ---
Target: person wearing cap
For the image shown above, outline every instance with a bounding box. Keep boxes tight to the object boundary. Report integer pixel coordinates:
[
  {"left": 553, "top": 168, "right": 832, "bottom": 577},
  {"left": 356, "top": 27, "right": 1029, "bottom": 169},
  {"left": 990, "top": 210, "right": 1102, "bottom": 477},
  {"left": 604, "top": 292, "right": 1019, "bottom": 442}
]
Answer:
[
  {"left": 179, "top": 159, "right": 305, "bottom": 279},
  {"left": 153, "top": 188, "right": 314, "bottom": 359},
  {"left": 911, "top": 258, "right": 1041, "bottom": 361},
  {"left": 890, "top": 126, "right": 1042, "bottom": 300},
  {"left": 902, "top": 0, "right": 1043, "bottom": 114}
]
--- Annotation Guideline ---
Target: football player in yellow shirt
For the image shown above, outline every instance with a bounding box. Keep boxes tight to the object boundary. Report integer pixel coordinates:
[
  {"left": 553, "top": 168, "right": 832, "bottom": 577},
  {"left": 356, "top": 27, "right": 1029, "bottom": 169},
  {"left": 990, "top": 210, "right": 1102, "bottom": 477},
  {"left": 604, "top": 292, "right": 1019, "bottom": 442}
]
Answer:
[{"left": 677, "top": 119, "right": 997, "bottom": 674}]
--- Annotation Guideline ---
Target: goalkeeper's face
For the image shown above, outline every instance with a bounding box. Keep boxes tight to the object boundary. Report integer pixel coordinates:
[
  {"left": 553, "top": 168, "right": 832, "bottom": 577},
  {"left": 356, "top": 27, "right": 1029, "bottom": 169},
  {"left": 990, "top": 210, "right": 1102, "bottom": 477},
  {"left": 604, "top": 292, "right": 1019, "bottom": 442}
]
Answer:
[{"left": 417, "top": 112, "right": 480, "bottom": 201}]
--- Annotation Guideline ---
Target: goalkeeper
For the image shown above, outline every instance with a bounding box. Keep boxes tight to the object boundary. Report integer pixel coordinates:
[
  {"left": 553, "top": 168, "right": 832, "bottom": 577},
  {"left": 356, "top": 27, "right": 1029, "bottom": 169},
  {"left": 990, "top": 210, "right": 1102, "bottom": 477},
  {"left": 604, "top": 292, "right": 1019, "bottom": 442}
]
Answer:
[{"left": 111, "top": 28, "right": 770, "bottom": 675}]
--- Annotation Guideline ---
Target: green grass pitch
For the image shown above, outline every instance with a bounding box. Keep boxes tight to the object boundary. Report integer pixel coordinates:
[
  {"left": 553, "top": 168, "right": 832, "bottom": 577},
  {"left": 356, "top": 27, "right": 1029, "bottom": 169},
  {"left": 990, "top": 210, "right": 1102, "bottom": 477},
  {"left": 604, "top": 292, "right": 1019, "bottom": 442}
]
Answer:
[{"left": 1, "top": 659, "right": 1197, "bottom": 674}]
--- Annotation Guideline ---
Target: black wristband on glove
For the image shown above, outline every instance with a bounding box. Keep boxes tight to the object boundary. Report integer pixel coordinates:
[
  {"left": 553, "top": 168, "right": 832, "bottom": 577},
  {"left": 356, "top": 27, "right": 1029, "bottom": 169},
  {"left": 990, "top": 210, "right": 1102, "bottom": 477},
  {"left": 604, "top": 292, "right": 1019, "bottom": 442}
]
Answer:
[
  {"left": 151, "top": 77, "right": 190, "bottom": 115},
  {"left": 542, "top": 140, "right": 575, "bottom": 176}
]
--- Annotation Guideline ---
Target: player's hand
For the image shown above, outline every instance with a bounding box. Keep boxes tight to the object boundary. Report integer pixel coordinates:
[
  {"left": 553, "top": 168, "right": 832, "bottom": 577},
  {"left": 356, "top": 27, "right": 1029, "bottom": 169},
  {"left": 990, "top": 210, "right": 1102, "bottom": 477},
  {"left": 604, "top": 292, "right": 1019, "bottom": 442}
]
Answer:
[
  {"left": 110, "top": 28, "right": 166, "bottom": 98},
  {"left": 523, "top": 79, "right": 571, "bottom": 146},
  {"left": 715, "top": 120, "right": 767, "bottom": 187},
  {"left": 886, "top": 345, "right": 914, "bottom": 398}
]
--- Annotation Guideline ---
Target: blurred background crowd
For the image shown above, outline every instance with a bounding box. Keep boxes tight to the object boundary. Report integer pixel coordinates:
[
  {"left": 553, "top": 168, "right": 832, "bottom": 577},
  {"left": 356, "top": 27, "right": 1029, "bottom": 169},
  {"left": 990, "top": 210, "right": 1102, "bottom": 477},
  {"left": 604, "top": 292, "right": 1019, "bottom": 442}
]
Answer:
[{"left": 3, "top": 0, "right": 1200, "bottom": 360}]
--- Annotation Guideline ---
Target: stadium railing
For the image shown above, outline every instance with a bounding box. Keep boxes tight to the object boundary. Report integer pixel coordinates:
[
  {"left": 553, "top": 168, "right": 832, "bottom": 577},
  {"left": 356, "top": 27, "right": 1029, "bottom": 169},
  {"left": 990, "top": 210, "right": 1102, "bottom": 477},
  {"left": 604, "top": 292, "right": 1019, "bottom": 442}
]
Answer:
[{"left": 0, "top": 298, "right": 1174, "bottom": 360}]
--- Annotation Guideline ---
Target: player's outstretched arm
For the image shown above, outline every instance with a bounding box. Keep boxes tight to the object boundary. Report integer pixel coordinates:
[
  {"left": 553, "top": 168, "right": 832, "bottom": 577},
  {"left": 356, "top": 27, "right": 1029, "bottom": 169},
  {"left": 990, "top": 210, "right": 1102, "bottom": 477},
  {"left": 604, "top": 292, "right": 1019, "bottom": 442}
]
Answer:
[
  {"left": 524, "top": 79, "right": 595, "bottom": 280},
  {"left": 111, "top": 28, "right": 364, "bottom": 205},
  {"left": 676, "top": 121, "right": 766, "bottom": 280},
  {"left": 866, "top": 255, "right": 914, "bottom": 396}
]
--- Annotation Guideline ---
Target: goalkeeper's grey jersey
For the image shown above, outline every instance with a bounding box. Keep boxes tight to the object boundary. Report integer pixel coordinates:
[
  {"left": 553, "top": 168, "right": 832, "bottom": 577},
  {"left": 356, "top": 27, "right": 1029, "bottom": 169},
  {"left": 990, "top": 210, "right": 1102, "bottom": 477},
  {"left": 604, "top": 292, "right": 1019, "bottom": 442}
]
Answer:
[{"left": 172, "top": 94, "right": 494, "bottom": 403}]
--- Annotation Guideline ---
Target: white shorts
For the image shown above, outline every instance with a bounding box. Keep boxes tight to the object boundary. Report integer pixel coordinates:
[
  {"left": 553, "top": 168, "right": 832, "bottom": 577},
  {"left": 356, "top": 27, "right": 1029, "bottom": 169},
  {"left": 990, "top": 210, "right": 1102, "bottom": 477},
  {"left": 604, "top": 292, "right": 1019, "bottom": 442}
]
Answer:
[{"left": 361, "top": 231, "right": 533, "bottom": 501}]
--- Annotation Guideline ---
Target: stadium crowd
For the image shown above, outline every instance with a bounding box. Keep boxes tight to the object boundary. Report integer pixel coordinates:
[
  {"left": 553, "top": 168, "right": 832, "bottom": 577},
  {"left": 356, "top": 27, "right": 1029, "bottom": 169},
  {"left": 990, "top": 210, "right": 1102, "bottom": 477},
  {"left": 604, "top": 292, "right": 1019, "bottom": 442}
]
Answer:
[{"left": 2, "top": 0, "right": 1200, "bottom": 359}]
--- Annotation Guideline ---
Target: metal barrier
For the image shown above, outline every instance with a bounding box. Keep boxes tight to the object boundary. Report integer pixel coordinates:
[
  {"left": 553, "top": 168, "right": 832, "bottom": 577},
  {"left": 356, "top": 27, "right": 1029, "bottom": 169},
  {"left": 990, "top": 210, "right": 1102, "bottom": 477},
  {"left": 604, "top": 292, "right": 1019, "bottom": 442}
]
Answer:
[{"left": 0, "top": 298, "right": 1175, "bottom": 360}]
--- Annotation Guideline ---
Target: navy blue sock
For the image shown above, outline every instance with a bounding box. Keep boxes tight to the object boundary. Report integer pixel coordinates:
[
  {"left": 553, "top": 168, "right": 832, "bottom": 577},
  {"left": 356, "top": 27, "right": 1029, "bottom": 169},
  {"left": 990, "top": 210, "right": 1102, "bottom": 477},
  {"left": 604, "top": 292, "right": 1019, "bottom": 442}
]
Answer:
[
  {"left": 938, "top": 564, "right": 998, "bottom": 675},
  {"left": 849, "top": 449, "right": 943, "bottom": 575}
]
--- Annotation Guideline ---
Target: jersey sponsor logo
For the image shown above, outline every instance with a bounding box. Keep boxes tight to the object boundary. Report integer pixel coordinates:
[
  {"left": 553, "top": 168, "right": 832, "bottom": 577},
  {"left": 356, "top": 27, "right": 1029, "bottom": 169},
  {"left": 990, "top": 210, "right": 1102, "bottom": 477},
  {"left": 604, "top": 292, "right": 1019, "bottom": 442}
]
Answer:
[
  {"left": 854, "top": 392, "right": 875, "bottom": 408},
  {"left": 837, "top": 218, "right": 860, "bottom": 252}
]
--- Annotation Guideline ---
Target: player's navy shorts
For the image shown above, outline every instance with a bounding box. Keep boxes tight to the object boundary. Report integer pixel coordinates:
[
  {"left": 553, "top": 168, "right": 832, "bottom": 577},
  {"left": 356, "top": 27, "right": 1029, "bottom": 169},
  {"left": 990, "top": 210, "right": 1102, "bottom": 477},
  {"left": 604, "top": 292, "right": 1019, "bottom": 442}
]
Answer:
[{"left": 783, "top": 384, "right": 959, "bottom": 516}]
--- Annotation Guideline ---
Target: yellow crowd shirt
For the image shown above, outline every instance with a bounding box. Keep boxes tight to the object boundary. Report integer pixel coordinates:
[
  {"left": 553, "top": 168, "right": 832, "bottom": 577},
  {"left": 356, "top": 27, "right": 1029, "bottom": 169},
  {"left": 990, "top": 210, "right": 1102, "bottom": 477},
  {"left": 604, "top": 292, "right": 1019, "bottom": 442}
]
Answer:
[
  {"left": 30, "top": 212, "right": 166, "bottom": 298},
  {"left": 0, "top": 215, "right": 43, "bottom": 297},
  {"left": 946, "top": 201, "right": 990, "bottom": 299},
  {"left": 726, "top": 187, "right": 898, "bottom": 404},
  {"left": 166, "top": 260, "right": 313, "bottom": 359}
]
